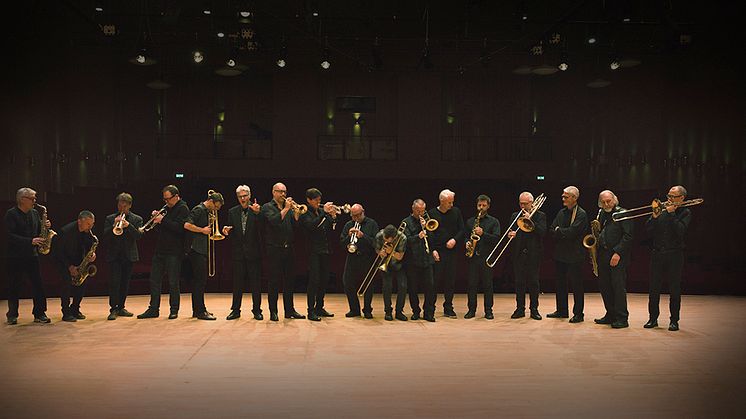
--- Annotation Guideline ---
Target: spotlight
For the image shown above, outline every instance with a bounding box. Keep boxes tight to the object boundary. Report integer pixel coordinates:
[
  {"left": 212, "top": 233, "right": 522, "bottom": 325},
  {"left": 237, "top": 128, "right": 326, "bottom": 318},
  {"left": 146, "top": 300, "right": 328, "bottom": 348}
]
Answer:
[
  {"left": 276, "top": 58, "right": 286, "bottom": 68},
  {"left": 95, "top": 7, "right": 103, "bottom": 12},
  {"left": 277, "top": 45, "right": 287, "bottom": 68},
  {"left": 217, "top": 32, "right": 225, "bottom": 38},
  {"left": 136, "top": 51, "right": 147, "bottom": 64},
  {"left": 610, "top": 59, "right": 620, "bottom": 70},
  {"left": 227, "top": 58, "right": 236, "bottom": 67},
  {"left": 193, "top": 50, "right": 204, "bottom": 63},
  {"left": 521, "top": 13, "right": 528, "bottom": 21},
  {"left": 239, "top": 11, "right": 251, "bottom": 18},
  {"left": 203, "top": 9, "right": 211, "bottom": 15},
  {"left": 320, "top": 47, "right": 331, "bottom": 69},
  {"left": 586, "top": 36, "right": 597, "bottom": 45},
  {"left": 558, "top": 62, "right": 568, "bottom": 71},
  {"left": 312, "top": 11, "right": 319, "bottom": 17},
  {"left": 558, "top": 49, "right": 568, "bottom": 71}
]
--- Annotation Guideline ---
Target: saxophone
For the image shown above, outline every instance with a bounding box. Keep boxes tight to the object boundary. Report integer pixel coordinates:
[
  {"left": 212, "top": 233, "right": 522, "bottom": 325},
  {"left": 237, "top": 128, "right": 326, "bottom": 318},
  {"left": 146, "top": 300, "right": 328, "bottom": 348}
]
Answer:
[
  {"left": 582, "top": 209, "right": 602, "bottom": 277},
  {"left": 465, "top": 210, "right": 484, "bottom": 258},
  {"left": 36, "top": 204, "right": 56, "bottom": 255},
  {"left": 72, "top": 232, "right": 98, "bottom": 286}
]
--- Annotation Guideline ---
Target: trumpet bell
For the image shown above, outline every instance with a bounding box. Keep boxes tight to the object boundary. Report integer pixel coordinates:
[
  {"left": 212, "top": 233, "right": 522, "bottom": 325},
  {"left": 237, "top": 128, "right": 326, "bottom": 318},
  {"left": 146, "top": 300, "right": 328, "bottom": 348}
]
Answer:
[
  {"left": 517, "top": 217, "right": 535, "bottom": 232},
  {"left": 113, "top": 227, "right": 124, "bottom": 236}
]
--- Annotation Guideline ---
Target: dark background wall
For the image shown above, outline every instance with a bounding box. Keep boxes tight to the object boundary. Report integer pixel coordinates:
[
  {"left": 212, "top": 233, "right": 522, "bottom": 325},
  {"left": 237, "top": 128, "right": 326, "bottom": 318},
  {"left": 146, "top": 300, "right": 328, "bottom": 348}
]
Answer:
[{"left": 2, "top": 1, "right": 744, "bottom": 299}]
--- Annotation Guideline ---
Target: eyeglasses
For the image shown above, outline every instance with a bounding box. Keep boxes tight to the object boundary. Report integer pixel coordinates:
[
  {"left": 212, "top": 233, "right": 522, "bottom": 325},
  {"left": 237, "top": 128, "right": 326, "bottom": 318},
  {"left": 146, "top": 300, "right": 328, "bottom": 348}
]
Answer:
[
  {"left": 273, "top": 190, "right": 286, "bottom": 193},
  {"left": 237, "top": 194, "right": 250, "bottom": 199},
  {"left": 667, "top": 194, "right": 682, "bottom": 199},
  {"left": 22, "top": 196, "right": 37, "bottom": 201},
  {"left": 561, "top": 195, "right": 571, "bottom": 199},
  {"left": 163, "top": 195, "right": 176, "bottom": 202}
]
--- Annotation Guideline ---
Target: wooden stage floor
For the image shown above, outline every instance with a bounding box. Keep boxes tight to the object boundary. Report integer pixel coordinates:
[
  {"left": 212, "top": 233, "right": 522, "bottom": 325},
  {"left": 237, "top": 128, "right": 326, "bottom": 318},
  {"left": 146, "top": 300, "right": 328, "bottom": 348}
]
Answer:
[{"left": 1, "top": 293, "right": 744, "bottom": 418}]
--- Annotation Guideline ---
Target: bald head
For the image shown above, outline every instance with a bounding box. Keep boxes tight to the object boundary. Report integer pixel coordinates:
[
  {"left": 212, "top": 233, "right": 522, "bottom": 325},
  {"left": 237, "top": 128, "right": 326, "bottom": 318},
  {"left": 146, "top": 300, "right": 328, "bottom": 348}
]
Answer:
[{"left": 350, "top": 203, "right": 365, "bottom": 222}]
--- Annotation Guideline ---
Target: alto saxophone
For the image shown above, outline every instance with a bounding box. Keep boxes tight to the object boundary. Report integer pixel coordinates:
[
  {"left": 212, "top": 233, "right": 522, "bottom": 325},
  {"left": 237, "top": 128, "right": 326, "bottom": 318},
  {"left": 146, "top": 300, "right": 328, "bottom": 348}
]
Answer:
[
  {"left": 36, "top": 204, "right": 56, "bottom": 255},
  {"left": 465, "top": 211, "right": 484, "bottom": 258},
  {"left": 72, "top": 232, "right": 98, "bottom": 286}
]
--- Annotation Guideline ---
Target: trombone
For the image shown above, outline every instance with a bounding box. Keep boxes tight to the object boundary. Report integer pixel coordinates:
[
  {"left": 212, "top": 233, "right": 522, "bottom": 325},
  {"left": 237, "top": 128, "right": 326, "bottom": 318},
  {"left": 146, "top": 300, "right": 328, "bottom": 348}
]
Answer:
[
  {"left": 611, "top": 198, "right": 704, "bottom": 222},
  {"left": 358, "top": 221, "right": 407, "bottom": 296},
  {"left": 139, "top": 204, "right": 168, "bottom": 233},
  {"left": 419, "top": 212, "right": 439, "bottom": 254},
  {"left": 347, "top": 221, "right": 361, "bottom": 253},
  {"left": 112, "top": 212, "right": 126, "bottom": 236},
  {"left": 207, "top": 190, "right": 225, "bottom": 277},
  {"left": 485, "top": 193, "right": 546, "bottom": 268}
]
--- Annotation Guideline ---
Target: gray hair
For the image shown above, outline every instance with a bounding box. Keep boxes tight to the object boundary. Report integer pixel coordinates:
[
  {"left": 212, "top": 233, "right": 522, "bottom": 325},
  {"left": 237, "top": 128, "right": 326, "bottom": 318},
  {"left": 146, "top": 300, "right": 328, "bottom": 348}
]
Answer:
[
  {"left": 563, "top": 186, "right": 580, "bottom": 199},
  {"left": 16, "top": 187, "right": 36, "bottom": 204},
  {"left": 78, "top": 210, "right": 95, "bottom": 220},
  {"left": 439, "top": 189, "right": 455, "bottom": 201},
  {"left": 672, "top": 185, "right": 687, "bottom": 197},
  {"left": 598, "top": 190, "right": 619, "bottom": 207},
  {"left": 412, "top": 198, "right": 426, "bottom": 209},
  {"left": 519, "top": 191, "right": 534, "bottom": 202},
  {"left": 236, "top": 185, "right": 251, "bottom": 195}
]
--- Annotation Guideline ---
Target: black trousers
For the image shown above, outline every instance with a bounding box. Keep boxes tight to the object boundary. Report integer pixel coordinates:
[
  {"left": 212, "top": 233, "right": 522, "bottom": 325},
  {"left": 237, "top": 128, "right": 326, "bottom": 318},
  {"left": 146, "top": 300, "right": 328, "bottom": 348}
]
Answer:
[
  {"left": 148, "top": 253, "right": 182, "bottom": 312},
  {"left": 59, "top": 271, "right": 86, "bottom": 315},
  {"left": 513, "top": 254, "right": 540, "bottom": 311},
  {"left": 188, "top": 251, "right": 209, "bottom": 315},
  {"left": 597, "top": 249, "right": 628, "bottom": 322},
  {"left": 307, "top": 252, "right": 329, "bottom": 313},
  {"left": 6, "top": 257, "right": 47, "bottom": 318},
  {"left": 467, "top": 257, "right": 493, "bottom": 314},
  {"left": 382, "top": 269, "right": 407, "bottom": 314},
  {"left": 433, "top": 249, "right": 457, "bottom": 311},
  {"left": 266, "top": 246, "right": 296, "bottom": 315},
  {"left": 649, "top": 250, "right": 684, "bottom": 322},
  {"left": 231, "top": 258, "right": 262, "bottom": 314},
  {"left": 108, "top": 258, "right": 133, "bottom": 312},
  {"left": 554, "top": 261, "right": 584, "bottom": 316},
  {"left": 407, "top": 264, "right": 435, "bottom": 317},
  {"left": 342, "top": 255, "right": 373, "bottom": 314}
]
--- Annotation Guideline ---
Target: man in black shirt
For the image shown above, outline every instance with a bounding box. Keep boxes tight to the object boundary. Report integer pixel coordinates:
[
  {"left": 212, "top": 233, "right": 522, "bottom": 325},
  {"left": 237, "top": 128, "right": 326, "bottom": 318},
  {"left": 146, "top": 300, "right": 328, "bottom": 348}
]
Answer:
[
  {"left": 138, "top": 185, "right": 190, "bottom": 320},
  {"left": 374, "top": 224, "right": 407, "bottom": 321},
  {"left": 299, "top": 188, "right": 337, "bottom": 321},
  {"left": 593, "top": 190, "right": 634, "bottom": 329},
  {"left": 464, "top": 195, "right": 500, "bottom": 319},
  {"left": 428, "top": 189, "right": 465, "bottom": 318},
  {"left": 644, "top": 185, "right": 692, "bottom": 331},
  {"left": 508, "top": 192, "right": 547, "bottom": 321},
  {"left": 54, "top": 211, "right": 97, "bottom": 322},
  {"left": 403, "top": 199, "right": 436, "bottom": 322},
  {"left": 548, "top": 186, "right": 589, "bottom": 323},
  {"left": 261, "top": 182, "right": 304, "bottom": 321},
  {"left": 222, "top": 185, "right": 263, "bottom": 321},
  {"left": 4, "top": 187, "right": 51, "bottom": 325},
  {"left": 339, "top": 204, "right": 379, "bottom": 318},
  {"left": 184, "top": 191, "right": 225, "bottom": 321},
  {"left": 102, "top": 193, "right": 143, "bottom": 320}
]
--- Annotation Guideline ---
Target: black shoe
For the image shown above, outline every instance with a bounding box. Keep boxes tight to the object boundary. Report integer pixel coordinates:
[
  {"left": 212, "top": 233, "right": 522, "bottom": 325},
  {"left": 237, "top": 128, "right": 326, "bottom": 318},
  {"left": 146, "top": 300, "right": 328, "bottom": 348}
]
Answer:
[
  {"left": 270, "top": 312, "right": 279, "bottom": 322},
  {"left": 668, "top": 321, "right": 679, "bottom": 331},
  {"left": 594, "top": 316, "right": 613, "bottom": 325},
  {"left": 196, "top": 312, "right": 216, "bottom": 320},
  {"left": 253, "top": 312, "right": 264, "bottom": 321},
  {"left": 308, "top": 312, "right": 321, "bottom": 321},
  {"left": 569, "top": 315, "right": 584, "bottom": 323},
  {"left": 34, "top": 315, "right": 51, "bottom": 324},
  {"left": 226, "top": 311, "right": 241, "bottom": 320},
  {"left": 510, "top": 309, "right": 525, "bottom": 319},
  {"left": 285, "top": 311, "right": 306, "bottom": 319},
  {"left": 384, "top": 313, "right": 393, "bottom": 321},
  {"left": 484, "top": 313, "right": 494, "bottom": 320},
  {"left": 117, "top": 308, "right": 134, "bottom": 317},
  {"left": 611, "top": 321, "right": 629, "bottom": 329},
  {"left": 74, "top": 312, "right": 86, "bottom": 320},
  {"left": 644, "top": 319, "right": 658, "bottom": 329},
  {"left": 137, "top": 309, "right": 159, "bottom": 319},
  {"left": 395, "top": 312, "right": 408, "bottom": 321},
  {"left": 62, "top": 314, "right": 77, "bottom": 322},
  {"left": 530, "top": 310, "right": 542, "bottom": 320},
  {"left": 444, "top": 310, "right": 457, "bottom": 318},
  {"left": 107, "top": 312, "right": 118, "bottom": 321},
  {"left": 345, "top": 311, "right": 361, "bottom": 318},
  {"left": 7, "top": 317, "right": 18, "bottom": 325},
  {"left": 316, "top": 308, "right": 334, "bottom": 317},
  {"left": 464, "top": 311, "right": 476, "bottom": 319},
  {"left": 410, "top": 312, "right": 420, "bottom": 321},
  {"left": 424, "top": 314, "right": 436, "bottom": 322},
  {"left": 546, "top": 311, "right": 568, "bottom": 318},
  {"left": 363, "top": 312, "right": 374, "bottom": 319},
  {"left": 168, "top": 312, "right": 178, "bottom": 320}
]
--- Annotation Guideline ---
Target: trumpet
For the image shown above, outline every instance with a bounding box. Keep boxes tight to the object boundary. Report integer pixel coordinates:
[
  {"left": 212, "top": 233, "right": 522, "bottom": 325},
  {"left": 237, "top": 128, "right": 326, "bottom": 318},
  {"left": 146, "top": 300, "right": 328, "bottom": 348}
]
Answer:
[
  {"left": 611, "top": 198, "right": 704, "bottom": 222},
  {"left": 485, "top": 193, "right": 546, "bottom": 268},
  {"left": 347, "top": 221, "right": 361, "bottom": 253},
  {"left": 285, "top": 198, "right": 307, "bottom": 215},
  {"left": 331, "top": 203, "right": 351, "bottom": 215},
  {"left": 358, "top": 221, "right": 407, "bottom": 296},
  {"left": 139, "top": 204, "right": 168, "bottom": 233},
  {"left": 465, "top": 210, "right": 484, "bottom": 258},
  {"left": 582, "top": 209, "right": 602, "bottom": 277},
  {"left": 207, "top": 190, "right": 225, "bottom": 278},
  {"left": 112, "top": 212, "right": 126, "bottom": 236}
]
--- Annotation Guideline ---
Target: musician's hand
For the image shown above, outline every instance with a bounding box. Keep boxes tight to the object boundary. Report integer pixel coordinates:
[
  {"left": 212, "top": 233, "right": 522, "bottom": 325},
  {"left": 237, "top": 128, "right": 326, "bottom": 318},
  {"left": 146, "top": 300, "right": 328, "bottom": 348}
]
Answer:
[
  {"left": 68, "top": 266, "right": 79, "bottom": 276},
  {"left": 433, "top": 250, "right": 440, "bottom": 262},
  {"left": 250, "top": 201, "right": 261, "bottom": 214},
  {"left": 154, "top": 214, "right": 164, "bottom": 224},
  {"left": 201, "top": 226, "right": 211, "bottom": 235},
  {"left": 32, "top": 237, "right": 45, "bottom": 246},
  {"left": 354, "top": 230, "right": 363, "bottom": 239},
  {"left": 89, "top": 252, "right": 96, "bottom": 262},
  {"left": 475, "top": 227, "right": 483, "bottom": 236},
  {"left": 610, "top": 253, "right": 621, "bottom": 267},
  {"left": 323, "top": 202, "right": 334, "bottom": 213},
  {"left": 222, "top": 226, "right": 233, "bottom": 236},
  {"left": 418, "top": 230, "right": 427, "bottom": 239},
  {"left": 121, "top": 219, "right": 130, "bottom": 228},
  {"left": 284, "top": 197, "right": 294, "bottom": 210},
  {"left": 446, "top": 238, "right": 456, "bottom": 249},
  {"left": 378, "top": 249, "right": 387, "bottom": 258},
  {"left": 508, "top": 231, "right": 516, "bottom": 239},
  {"left": 665, "top": 204, "right": 676, "bottom": 213}
]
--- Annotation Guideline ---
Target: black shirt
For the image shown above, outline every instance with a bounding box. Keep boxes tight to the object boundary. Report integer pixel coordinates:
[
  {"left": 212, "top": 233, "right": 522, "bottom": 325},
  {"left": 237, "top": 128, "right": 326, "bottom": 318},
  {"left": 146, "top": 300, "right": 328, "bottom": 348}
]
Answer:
[
  {"left": 53, "top": 221, "right": 96, "bottom": 269},
  {"left": 300, "top": 206, "right": 335, "bottom": 255},
  {"left": 645, "top": 207, "right": 691, "bottom": 253},
  {"left": 374, "top": 229, "right": 407, "bottom": 272},
  {"left": 428, "top": 206, "right": 465, "bottom": 252},
  {"left": 402, "top": 215, "right": 435, "bottom": 268},
  {"left": 186, "top": 203, "right": 211, "bottom": 255},
  {"left": 464, "top": 213, "right": 501, "bottom": 260},
  {"left": 509, "top": 210, "right": 547, "bottom": 263},
  {"left": 4, "top": 206, "right": 41, "bottom": 258},
  {"left": 550, "top": 204, "right": 589, "bottom": 263},
  {"left": 261, "top": 200, "right": 295, "bottom": 247},
  {"left": 102, "top": 211, "right": 144, "bottom": 262},
  {"left": 155, "top": 199, "right": 190, "bottom": 256},
  {"left": 597, "top": 207, "right": 634, "bottom": 266},
  {"left": 224, "top": 204, "right": 262, "bottom": 261},
  {"left": 339, "top": 217, "right": 379, "bottom": 259}
]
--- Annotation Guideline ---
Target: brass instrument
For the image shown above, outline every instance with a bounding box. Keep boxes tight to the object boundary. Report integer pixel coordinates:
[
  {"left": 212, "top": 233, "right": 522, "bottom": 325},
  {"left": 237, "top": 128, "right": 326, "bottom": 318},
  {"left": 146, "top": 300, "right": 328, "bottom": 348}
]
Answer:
[
  {"left": 35, "top": 204, "right": 56, "bottom": 255},
  {"left": 286, "top": 198, "right": 307, "bottom": 216},
  {"left": 358, "top": 221, "right": 407, "bottom": 296},
  {"left": 331, "top": 203, "right": 351, "bottom": 215},
  {"left": 72, "top": 232, "right": 98, "bottom": 286},
  {"left": 485, "top": 193, "right": 546, "bottom": 268},
  {"left": 139, "top": 204, "right": 168, "bottom": 233},
  {"left": 112, "top": 212, "right": 126, "bottom": 236},
  {"left": 612, "top": 198, "right": 704, "bottom": 222},
  {"left": 418, "top": 212, "right": 439, "bottom": 254},
  {"left": 582, "top": 209, "right": 602, "bottom": 277},
  {"left": 465, "top": 210, "right": 484, "bottom": 258},
  {"left": 207, "top": 190, "right": 225, "bottom": 277},
  {"left": 347, "top": 221, "right": 361, "bottom": 253}
]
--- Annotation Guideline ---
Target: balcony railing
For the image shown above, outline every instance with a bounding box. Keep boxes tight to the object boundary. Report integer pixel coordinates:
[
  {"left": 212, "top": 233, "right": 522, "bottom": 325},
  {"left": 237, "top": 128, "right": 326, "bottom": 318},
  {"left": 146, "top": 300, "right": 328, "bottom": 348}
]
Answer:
[
  {"left": 318, "top": 135, "right": 398, "bottom": 160},
  {"left": 441, "top": 136, "right": 553, "bottom": 162}
]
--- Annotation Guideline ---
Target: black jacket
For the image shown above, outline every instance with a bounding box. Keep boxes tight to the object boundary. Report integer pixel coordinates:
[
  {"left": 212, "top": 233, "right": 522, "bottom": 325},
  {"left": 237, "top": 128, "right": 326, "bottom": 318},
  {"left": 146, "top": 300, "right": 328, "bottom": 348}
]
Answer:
[
  {"left": 53, "top": 221, "right": 96, "bottom": 270},
  {"left": 154, "top": 199, "right": 190, "bottom": 256},
  {"left": 224, "top": 204, "right": 263, "bottom": 261},
  {"left": 550, "top": 205, "right": 589, "bottom": 263},
  {"left": 597, "top": 207, "right": 634, "bottom": 267},
  {"left": 4, "top": 206, "right": 41, "bottom": 258},
  {"left": 300, "top": 207, "right": 335, "bottom": 255},
  {"left": 428, "top": 206, "right": 465, "bottom": 253},
  {"left": 339, "top": 217, "right": 379, "bottom": 260},
  {"left": 509, "top": 210, "right": 547, "bottom": 264},
  {"left": 645, "top": 207, "right": 691, "bottom": 253},
  {"left": 464, "top": 213, "right": 501, "bottom": 260},
  {"left": 261, "top": 200, "right": 295, "bottom": 247},
  {"left": 402, "top": 214, "right": 435, "bottom": 268},
  {"left": 102, "top": 211, "right": 143, "bottom": 262}
]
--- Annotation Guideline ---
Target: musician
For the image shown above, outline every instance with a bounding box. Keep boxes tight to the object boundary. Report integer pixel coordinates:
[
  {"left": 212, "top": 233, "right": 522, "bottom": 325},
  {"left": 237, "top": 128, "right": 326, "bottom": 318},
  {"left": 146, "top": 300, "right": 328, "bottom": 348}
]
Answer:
[
  {"left": 374, "top": 224, "right": 408, "bottom": 321},
  {"left": 428, "top": 189, "right": 465, "bottom": 318},
  {"left": 102, "top": 193, "right": 143, "bottom": 320},
  {"left": 593, "top": 190, "right": 634, "bottom": 329},
  {"left": 222, "top": 185, "right": 263, "bottom": 321},
  {"left": 138, "top": 185, "right": 190, "bottom": 320},
  {"left": 339, "top": 204, "right": 379, "bottom": 318},
  {"left": 548, "top": 186, "right": 589, "bottom": 323},
  {"left": 4, "top": 187, "right": 50, "bottom": 325},
  {"left": 53, "top": 211, "right": 96, "bottom": 322},
  {"left": 402, "top": 199, "right": 436, "bottom": 322},
  {"left": 464, "top": 195, "right": 500, "bottom": 319},
  {"left": 183, "top": 191, "right": 225, "bottom": 321},
  {"left": 261, "top": 183, "right": 304, "bottom": 321},
  {"left": 508, "top": 192, "right": 547, "bottom": 321},
  {"left": 299, "top": 188, "right": 336, "bottom": 321},
  {"left": 644, "top": 185, "right": 691, "bottom": 331}
]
